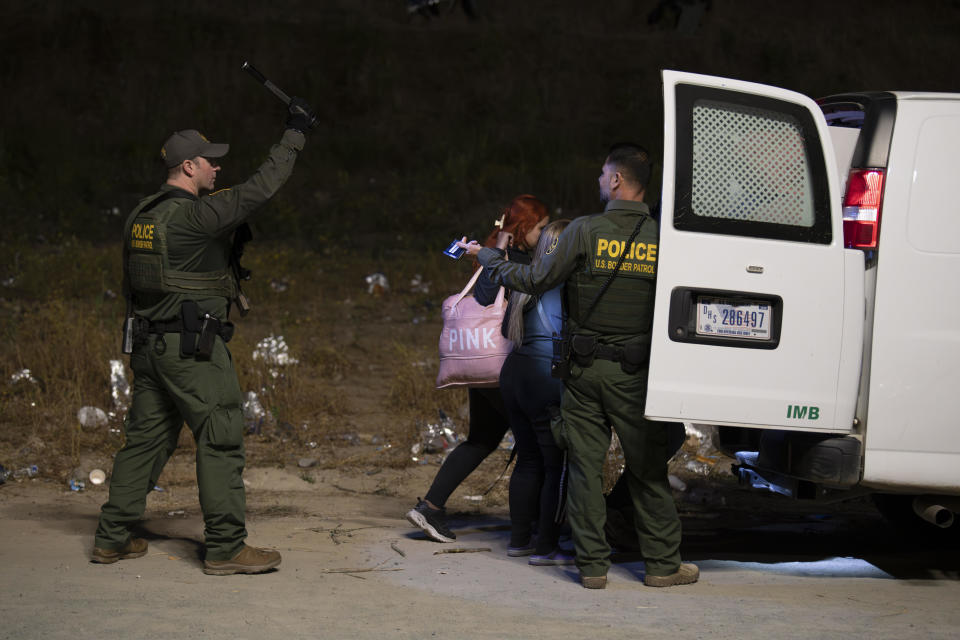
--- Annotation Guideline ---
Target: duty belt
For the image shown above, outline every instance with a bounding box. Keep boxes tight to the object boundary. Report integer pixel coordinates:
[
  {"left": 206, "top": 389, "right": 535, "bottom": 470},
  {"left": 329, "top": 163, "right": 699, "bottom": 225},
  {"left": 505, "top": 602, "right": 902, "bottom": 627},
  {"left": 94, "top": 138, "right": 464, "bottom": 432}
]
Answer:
[
  {"left": 138, "top": 317, "right": 235, "bottom": 343},
  {"left": 569, "top": 334, "right": 649, "bottom": 375},
  {"left": 593, "top": 344, "right": 624, "bottom": 362}
]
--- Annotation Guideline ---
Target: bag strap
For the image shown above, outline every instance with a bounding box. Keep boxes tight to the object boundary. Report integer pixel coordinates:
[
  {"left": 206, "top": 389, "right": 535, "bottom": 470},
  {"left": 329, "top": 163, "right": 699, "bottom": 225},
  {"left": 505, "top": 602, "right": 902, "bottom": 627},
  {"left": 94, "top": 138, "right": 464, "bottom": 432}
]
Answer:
[
  {"left": 453, "top": 267, "right": 507, "bottom": 308},
  {"left": 536, "top": 297, "right": 560, "bottom": 336},
  {"left": 453, "top": 267, "right": 484, "bottom": 305},
  {"left": 480, "top": 446, "right": 517, "bottom": 496}
]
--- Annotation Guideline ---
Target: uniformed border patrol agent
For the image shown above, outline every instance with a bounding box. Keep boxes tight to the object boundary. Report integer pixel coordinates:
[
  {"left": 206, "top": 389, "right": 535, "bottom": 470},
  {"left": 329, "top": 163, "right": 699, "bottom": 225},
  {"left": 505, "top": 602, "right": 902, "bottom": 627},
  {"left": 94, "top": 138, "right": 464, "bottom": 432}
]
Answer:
[
  {"left": 460, "top": 144, "right": 699, "bottom": 589},
  {"left": 92, "top": 99, "right": 314, "bottom": 575}
]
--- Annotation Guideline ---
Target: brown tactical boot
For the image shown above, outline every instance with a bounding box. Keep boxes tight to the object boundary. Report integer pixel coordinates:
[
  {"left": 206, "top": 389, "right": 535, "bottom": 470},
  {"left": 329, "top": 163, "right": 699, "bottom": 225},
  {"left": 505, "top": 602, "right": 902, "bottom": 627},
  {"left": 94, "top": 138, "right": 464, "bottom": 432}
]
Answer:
[
  {"left": 203, "top": 544, "right": 281, "bottom": 576},
  {"left": 644, "top": 563, "right": 699, "bottom": 587},
  {"left": 581, "top": 574, "right": 608, "bottom": 589},
  {"left": 91, "top": 538, "right": 149, "bottom": 564}
]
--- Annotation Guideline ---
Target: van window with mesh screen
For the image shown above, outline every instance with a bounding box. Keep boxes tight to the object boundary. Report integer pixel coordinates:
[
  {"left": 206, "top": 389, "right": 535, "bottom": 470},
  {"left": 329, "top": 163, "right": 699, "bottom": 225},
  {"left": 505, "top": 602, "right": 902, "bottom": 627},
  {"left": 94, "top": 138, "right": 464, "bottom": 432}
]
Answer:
[
  {"left": 673, "top": 84, "right": 832, "bottom": 244},
  {"left": 692, "top": 100, "right": 815, "bottom": 227}
]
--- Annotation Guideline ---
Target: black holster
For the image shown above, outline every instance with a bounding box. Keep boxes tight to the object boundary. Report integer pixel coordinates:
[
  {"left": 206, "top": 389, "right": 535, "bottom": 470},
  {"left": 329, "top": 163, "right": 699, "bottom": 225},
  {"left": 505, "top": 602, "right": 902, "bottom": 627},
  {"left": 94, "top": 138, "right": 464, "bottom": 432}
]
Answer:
[
  {"left": 619, "top": 341, "right": 649, "bottom": 375},
  {"left": 180, "top": 301, "right": 201, "bottom": 358},
  {"left": 551, "top": 331, "right": 572, "bottom": 380},
  {"left": 570, "top": 334, "right": 597, "bottom": 368}
]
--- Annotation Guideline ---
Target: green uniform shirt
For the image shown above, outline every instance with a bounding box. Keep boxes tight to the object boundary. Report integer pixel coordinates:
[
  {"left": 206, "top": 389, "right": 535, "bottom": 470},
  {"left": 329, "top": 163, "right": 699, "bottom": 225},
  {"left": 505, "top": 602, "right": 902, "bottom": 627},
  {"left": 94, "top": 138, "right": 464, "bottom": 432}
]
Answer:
[
  {"left": 478, "top": 199, "right": 657, "bottom": 345},
  {"left": 128, "top": 129, "right": 305, "bottom": 322}
]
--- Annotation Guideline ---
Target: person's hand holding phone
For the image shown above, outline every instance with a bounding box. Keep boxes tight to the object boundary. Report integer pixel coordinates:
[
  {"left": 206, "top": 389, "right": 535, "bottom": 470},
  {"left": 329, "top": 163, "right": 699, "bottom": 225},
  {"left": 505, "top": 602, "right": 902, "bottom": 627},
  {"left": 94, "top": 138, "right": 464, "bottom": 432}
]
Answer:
[{"left": 456, "top": 238, "right": 483, "bottom": 257}]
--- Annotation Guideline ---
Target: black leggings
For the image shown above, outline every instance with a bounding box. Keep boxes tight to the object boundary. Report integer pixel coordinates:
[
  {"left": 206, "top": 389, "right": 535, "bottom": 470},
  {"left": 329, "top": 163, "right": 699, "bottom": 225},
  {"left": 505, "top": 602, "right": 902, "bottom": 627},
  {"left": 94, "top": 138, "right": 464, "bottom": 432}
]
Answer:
[
  {"left": 424, "top": 387, "right": 509, "bottom": 508},
  {"left": 499, "top": 352, "right": 566, "bottom": 553}
]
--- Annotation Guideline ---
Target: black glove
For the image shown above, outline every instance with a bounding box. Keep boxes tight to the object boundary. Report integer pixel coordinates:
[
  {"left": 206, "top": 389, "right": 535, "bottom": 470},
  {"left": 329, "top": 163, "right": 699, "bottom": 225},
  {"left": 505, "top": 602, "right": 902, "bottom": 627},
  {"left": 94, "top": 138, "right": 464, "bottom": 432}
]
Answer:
[{"left": 285, "top": 96, "right": 315, "bottom": 133}]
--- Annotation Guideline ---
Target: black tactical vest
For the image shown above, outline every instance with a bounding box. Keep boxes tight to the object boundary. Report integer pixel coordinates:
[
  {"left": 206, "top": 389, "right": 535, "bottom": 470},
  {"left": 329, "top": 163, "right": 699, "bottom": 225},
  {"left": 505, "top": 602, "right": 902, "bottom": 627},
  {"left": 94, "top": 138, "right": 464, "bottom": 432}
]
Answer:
[{"left": 122, "top": 192, "right": 237, "bottom": 301}]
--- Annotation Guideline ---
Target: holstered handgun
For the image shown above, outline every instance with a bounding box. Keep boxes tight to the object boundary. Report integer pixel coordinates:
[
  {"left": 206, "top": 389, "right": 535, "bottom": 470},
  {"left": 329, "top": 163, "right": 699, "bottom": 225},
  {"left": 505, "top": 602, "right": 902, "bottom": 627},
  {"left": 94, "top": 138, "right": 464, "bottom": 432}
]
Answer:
[{"left": 180, "top": 301, "right": 201, "bottom": 357}]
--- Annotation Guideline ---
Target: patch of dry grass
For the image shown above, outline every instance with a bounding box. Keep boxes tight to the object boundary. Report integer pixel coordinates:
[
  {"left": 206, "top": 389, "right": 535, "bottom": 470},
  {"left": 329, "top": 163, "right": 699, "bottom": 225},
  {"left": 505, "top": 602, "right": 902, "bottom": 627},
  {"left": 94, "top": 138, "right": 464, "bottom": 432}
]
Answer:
[{"left": 0, "top": 240, "right": 478, "bottom": 485}]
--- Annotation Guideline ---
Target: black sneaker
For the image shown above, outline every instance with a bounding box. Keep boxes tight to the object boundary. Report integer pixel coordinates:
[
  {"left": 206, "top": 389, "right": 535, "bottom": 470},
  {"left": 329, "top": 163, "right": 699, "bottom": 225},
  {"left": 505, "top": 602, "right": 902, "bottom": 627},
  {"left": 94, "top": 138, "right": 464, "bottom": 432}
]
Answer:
[{"left": 406, "top": 498, "right": 456, "bottom": 542}]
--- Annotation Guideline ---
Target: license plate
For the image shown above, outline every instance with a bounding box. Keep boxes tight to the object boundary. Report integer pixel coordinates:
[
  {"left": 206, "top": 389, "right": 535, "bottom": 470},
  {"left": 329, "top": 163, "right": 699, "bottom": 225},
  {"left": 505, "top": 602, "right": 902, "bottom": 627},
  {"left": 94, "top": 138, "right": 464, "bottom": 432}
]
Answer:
[{"left": 696, "top": 297, "right": 772, "bottom": 340}]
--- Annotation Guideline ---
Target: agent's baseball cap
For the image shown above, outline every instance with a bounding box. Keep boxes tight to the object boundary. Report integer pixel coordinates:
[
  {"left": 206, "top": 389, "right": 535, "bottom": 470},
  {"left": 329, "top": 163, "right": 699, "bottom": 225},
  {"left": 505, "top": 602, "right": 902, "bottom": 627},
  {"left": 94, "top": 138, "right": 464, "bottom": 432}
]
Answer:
[{"left": 160, "top": 130, "right": 229, "bottom": 168}]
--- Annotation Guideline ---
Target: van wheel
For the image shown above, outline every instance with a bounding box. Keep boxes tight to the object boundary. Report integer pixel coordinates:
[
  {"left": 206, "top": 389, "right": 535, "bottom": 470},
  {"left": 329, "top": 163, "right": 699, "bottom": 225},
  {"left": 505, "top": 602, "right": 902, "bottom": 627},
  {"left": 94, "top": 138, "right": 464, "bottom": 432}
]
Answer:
[{"left": 872, "top": 493, "right": 960, "bottom": 539}]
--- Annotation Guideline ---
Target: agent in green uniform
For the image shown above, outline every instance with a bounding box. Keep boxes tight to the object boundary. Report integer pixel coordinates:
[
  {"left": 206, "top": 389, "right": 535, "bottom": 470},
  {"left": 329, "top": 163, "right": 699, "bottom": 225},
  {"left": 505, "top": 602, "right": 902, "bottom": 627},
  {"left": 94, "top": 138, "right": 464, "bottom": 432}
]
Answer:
[
  {"left": 92, "top": 98, "right": 314, "bottom": 575},
  {"left": 459, "top": 144, "right": 698, "bottom": 589}
]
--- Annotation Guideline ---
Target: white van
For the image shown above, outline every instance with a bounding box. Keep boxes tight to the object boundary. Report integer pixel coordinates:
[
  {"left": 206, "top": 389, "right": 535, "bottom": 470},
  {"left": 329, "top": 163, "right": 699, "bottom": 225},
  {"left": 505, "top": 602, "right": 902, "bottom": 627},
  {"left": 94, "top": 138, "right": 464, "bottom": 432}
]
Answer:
[{"left": 646, "top": 71, "right": 960, "bottom": 532}]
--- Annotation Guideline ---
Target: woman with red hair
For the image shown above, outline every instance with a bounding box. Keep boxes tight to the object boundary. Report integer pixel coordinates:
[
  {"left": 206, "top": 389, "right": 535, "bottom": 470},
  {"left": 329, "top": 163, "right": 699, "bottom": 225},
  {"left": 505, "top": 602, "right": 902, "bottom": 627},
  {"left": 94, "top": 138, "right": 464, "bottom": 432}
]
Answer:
[{"left": 407, "top": 195, "right": 550, "bottom": 543}]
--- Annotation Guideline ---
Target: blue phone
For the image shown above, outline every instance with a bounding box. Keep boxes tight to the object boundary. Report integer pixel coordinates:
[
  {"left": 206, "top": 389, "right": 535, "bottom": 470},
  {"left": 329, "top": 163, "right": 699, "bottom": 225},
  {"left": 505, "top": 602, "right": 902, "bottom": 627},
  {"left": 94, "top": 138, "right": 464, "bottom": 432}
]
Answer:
[{"left": 443, "top": 239, "right": 466, "bottom": 260}]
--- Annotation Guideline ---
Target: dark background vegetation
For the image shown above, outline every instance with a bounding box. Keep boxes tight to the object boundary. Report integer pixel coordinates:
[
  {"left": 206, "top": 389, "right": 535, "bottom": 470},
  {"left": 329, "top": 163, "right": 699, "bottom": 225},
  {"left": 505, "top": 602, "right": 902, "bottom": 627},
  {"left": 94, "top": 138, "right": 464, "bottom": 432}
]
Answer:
[
  {"left": 3, "top": 0, "right": 959, "bottom": 249},
  {"left": 1, "top": 0, "right": 959, "bottom": 481}
]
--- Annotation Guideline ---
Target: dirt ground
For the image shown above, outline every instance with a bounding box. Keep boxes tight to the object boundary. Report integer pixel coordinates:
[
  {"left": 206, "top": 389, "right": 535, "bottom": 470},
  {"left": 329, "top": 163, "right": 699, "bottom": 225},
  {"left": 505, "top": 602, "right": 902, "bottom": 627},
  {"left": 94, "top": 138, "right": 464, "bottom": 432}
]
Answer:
[
  {"left": 3, "top": 255, "right": 959, "bottom": 639},
  {"left": 3, "top": 456, "right": 960, "bottom": 640}
]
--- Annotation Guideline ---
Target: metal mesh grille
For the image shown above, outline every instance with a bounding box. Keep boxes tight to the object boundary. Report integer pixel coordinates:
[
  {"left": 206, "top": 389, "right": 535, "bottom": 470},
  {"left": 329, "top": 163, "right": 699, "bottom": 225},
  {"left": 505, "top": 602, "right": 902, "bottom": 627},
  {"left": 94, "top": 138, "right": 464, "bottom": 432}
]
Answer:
[{"left": 691, "top": 99, "right": 814, "bottom": 227}]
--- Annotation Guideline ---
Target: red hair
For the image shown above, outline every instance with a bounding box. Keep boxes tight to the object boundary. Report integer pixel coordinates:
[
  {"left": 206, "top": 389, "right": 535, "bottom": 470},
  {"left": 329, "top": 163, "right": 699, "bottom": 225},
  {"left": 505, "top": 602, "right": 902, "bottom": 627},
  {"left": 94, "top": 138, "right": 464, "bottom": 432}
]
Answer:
[{"left": 483, "top": 194, "right": 549, "bottom": 251}]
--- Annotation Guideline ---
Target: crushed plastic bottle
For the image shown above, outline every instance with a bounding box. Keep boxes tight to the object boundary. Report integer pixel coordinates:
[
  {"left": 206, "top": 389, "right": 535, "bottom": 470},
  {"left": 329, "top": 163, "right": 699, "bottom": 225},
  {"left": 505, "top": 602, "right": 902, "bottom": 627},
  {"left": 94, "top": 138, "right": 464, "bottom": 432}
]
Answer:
[
  {"left": 409, "top": 274, "right": 430, "bottom": 294},
  {"left": 365, "top": 273, "right": 389, "bottom": 296},
  {"left": 9, "top": 465, "right": 39, "bottom": 480},
  {"left": 77, "top": 406, "right": 109, "bottom": 428},
  {"left": 242, "top": 391, "right": 266, "bottom": 434},
  {"left": 109, "top": 360, "right": 131, "bottom": 411},
  {"left": 252, "top": 335, "right": 299, "bottom": 367},
  {"left": 10, "top": 369, "right": 38, "bottom": 385},
  {"left": 410, "top": 410, "right": 463, "bottom": 464}
]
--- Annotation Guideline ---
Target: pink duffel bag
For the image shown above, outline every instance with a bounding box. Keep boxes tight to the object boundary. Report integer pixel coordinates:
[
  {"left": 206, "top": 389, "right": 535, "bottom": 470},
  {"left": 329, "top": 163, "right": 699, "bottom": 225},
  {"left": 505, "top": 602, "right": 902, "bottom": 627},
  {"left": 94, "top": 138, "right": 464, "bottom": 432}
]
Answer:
[{"left": 436, "top": 267, "right": 514, "bottom": 389}]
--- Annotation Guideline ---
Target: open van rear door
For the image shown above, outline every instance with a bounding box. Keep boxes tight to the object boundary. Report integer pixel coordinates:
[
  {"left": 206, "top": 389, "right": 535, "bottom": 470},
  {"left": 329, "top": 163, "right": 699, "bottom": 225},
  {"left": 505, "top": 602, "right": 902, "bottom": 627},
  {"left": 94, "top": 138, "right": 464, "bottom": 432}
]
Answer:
[{"left": 645, "top": 71, "right": 863, "bottom": 433}]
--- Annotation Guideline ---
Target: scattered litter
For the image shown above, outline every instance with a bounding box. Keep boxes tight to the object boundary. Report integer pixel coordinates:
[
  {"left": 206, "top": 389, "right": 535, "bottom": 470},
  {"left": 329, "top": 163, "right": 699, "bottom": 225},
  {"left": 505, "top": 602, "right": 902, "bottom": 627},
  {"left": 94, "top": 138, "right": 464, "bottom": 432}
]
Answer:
[
  {"left": 103, "top": 289, "right": 118, "bottom": 300},
  {"left": 10, "top": 369, "right": 37, "bottom": 385},
  {"left": 298, "top": 458, "right": 318, "bottom": 468},
  {"left": 168, "top": 510, "right": 186, "bottom": 517},
  {"left": 327, "top": 432, "right": 361, "bottom": 445},
  {"left": 390, "top": 542, "right": 406, "bottom": 557},
  {"left": 68, "top": 479, "right": 85, "bottom": 491},
  {"left": 242, "top": 391, "right": 267, "bottom": 433},
  {"left": 153, "top": 485, "right": 164, "bottom": 492},
  {"left": 77, "top": 406, "right": 108, "bottom": 428},
  {"left": 462, "top": 495, "right": 484, "bottom": 502},
  {"left": 2, "top": 465, "right": 39, "bottom": 482},
  {"left": 2, "top": 276, "right": 15, "bottom": 287},
  {"left": 409, "top": 274, "right": 430, "bottom": 294},
  {"left": 252, "top": 335, "right": 299, "bottom": 367},
  {"left": 88, "top": 469, "right": 106, "bottom": 485},
  {"left": 109, "top": 360, "right": 131, "bottom": 411},
  {"left": 269, "top": 278, "right": 289, "bottom": 292},
  {"left": 433, "top": 547, "right": 492, "bottom": 555},
  {"left": 365, "top": 273, "right": 389, "bottom": 295},
  {"left": 668, "top": 474, "right": 687, "bottom": 492},
  {"left": 410, "top": 410, "right": 463, "bottom": 464}
]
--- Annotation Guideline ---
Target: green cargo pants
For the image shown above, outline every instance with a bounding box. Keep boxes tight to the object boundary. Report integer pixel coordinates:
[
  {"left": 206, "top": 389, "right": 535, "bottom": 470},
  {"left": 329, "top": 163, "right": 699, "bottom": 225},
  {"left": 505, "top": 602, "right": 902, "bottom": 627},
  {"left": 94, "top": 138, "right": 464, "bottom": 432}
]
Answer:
[
  {"left": 561, "top": 359, "right": 681, "bottom": 578},
  {"left": 94, "top": 332, "right": 247, "bottom": 562}
]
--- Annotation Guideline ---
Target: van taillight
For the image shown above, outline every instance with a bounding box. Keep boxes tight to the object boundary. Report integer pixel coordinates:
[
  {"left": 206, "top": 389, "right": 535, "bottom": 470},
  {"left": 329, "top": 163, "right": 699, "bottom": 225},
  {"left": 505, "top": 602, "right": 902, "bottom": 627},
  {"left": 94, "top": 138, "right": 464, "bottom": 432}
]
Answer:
[{"left": 842, "top": 168, "right": 885, "bottom": 249}]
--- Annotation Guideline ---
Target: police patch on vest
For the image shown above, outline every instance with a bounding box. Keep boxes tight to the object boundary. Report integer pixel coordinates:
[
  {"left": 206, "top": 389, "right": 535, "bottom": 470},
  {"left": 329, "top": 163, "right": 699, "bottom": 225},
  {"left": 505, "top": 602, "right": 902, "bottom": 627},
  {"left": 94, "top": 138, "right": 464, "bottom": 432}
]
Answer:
[
  {"left": 592, "top": 234, "right": 657, "bottom": 277},
  {"left": 130, "top": 222, "right": 155, "bottom": 250},
  {"left": 545, "top": 235, "right": 560, "bottom": 255}
]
